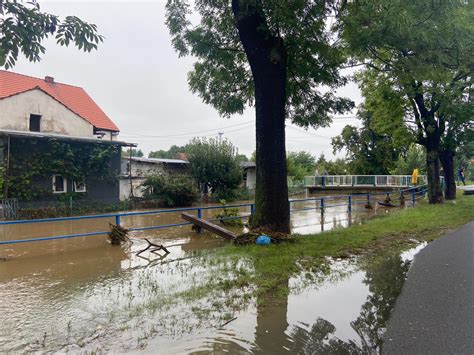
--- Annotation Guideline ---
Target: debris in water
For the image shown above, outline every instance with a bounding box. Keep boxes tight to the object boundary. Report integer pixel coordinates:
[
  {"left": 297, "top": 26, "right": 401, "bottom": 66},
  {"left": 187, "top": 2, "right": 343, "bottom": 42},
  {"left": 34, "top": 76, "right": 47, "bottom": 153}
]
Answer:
[
  {"left": 136, "top": 238, "right": 170, "bottom": 257},
  {"left": 108, "top": 223, "right": 130, "bottom": 245}
]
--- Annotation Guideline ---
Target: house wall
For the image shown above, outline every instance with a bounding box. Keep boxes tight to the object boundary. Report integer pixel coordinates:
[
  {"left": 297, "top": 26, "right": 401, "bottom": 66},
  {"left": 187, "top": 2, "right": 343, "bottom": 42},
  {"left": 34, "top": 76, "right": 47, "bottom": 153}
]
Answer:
[
  {"left": 119, "top": 158, "right": 190, "bottom": 200},
  {"left": 120, "top": 178, "right": 146, "bottom": 200},
  {"left": 0, "top": 89, "right": 94, "bottom": 138},
  {"left": 6, "top": 136, "right": 122, "bottom": 203},
  {"left": 245, "top": 168, "right": 256, "bottom": 189}
]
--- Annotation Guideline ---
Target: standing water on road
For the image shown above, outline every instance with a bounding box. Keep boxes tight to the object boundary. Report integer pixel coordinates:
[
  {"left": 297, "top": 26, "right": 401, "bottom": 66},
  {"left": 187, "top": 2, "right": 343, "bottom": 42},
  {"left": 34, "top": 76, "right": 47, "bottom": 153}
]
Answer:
[{"left": 0, "top": 196, "right": 417, "bottom": 353}]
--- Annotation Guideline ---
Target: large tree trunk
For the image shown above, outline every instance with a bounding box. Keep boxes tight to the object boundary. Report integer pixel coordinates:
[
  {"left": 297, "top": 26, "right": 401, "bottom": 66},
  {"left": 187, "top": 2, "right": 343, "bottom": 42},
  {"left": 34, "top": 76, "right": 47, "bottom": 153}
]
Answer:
[
  {"left": 439, "top": 149, "right": 456, "bottom": 200},
  {"left": 232, "top": 0, "right": 290, "bottom": 233},
  {"left": 425, "top": 138, "right": 444, "bottom": 204}
]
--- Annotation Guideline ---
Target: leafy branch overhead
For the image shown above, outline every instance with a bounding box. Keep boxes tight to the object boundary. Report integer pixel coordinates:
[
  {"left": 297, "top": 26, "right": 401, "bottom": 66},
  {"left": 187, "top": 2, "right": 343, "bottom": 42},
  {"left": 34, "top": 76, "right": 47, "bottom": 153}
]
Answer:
[
  {"left": 0, "top": 0, "right": 103, "bottom": 68},
  {"left": 165, "top": 0, "right": 354, "bottom": 128}
]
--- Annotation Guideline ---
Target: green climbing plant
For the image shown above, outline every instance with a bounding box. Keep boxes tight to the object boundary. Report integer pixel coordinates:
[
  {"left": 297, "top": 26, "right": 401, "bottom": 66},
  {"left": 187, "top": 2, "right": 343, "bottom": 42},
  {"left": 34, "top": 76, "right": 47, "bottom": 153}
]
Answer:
[{"left": 5, "top": 137, "right": 120, "bottom": 200}]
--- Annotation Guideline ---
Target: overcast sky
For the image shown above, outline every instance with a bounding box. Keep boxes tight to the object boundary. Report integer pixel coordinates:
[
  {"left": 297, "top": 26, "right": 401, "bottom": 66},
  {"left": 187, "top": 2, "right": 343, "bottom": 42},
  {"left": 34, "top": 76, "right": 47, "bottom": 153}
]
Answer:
[{"left": 13, "top": 0, "right": 363, "bottom": 158}]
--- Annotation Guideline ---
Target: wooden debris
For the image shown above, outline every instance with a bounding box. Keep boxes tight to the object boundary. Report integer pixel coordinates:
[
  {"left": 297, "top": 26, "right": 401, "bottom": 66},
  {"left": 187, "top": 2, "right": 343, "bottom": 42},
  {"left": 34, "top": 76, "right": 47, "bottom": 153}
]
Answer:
[
  {"left": 181, "top": 213, "right": 237, "bottom": 240},
  {"left": 136, "top": 238, "right": 170, "bottom": 257},
  {"left": 108, "top": 223, "right": 130, "bottom": 245}
]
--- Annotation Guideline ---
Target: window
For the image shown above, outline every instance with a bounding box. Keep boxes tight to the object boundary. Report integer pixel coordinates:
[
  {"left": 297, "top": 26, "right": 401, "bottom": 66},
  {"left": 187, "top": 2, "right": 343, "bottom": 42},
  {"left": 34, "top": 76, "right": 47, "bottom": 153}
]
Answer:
[
  {"left": 29, "top": 114, "right": 41, "bottom": 132},
  {"left": 73, "top": 181, "right": 86, "bottom": 193},
  {"left": 52, "top": 175, "right": 67, "bottom": 193}
]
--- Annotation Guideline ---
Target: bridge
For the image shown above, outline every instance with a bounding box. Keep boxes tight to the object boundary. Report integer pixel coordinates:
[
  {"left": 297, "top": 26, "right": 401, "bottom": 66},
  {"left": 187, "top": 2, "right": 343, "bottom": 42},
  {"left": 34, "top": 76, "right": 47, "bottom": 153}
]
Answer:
[{"left": 303, "top": 175, "right": 431, "bottom": 192}]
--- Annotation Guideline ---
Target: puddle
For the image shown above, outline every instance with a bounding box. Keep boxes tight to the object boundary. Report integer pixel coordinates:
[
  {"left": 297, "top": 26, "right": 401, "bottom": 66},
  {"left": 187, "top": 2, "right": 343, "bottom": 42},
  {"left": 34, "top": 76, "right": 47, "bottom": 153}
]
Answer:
[{"left": 0, "top": 195, "right": 410, "bottom": 353}]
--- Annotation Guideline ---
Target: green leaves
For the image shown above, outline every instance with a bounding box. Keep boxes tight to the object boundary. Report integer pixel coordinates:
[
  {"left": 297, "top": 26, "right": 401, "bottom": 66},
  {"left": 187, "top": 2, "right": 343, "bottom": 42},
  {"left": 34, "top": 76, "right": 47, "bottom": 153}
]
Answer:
[
  {"left": 186, "top": 137, "right": 242, "bottom": 195},
  {"left": 165, "top": 0, "right": 354, "bottom": 128},
  {"left": 331, "top": 107, "right": 408, "bottom": 175},
  {"left": 7, "top": 137, "right": 119, "bottom": 200},
  {"left": 0, "top": 0, "right": 103, "bottom": 68}
]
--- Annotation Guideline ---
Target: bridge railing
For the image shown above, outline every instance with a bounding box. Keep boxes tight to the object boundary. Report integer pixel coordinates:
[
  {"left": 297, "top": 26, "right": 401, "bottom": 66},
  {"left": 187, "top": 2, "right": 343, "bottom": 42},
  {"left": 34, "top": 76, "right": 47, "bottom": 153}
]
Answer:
[
  {"left": 0, "top": 185, "right": 427, "bottom": 246},
  {"left": 304, "top": 175, "right": 430, "bottom": 187}
]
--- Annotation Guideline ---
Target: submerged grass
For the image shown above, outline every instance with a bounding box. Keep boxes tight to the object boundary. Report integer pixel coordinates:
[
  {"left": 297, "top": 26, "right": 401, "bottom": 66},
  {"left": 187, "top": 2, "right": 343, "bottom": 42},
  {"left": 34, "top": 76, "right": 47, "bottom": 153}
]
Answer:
[{"left": 198, "top": 193, "right": 474, "bottom": 300}]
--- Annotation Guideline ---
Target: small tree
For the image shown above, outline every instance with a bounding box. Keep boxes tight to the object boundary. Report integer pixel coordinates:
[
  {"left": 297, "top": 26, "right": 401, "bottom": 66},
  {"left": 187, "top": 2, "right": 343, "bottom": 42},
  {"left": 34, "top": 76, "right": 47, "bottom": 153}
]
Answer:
[
  {"left": 390, "top": 144, "right": 426, "bottom": 176},
  {"left": 186, "top": 138, "right": 242, "bottom": 200},
  {"left": 142, "top": 175, "right": 198, "bottom": 207},
  {"left": 332, "top": 107, "right": 407, "bottom": 175}
]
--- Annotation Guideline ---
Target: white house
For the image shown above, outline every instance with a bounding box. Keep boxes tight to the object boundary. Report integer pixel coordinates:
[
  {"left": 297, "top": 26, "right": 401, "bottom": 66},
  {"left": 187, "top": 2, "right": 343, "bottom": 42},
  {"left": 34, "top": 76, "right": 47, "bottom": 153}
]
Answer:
[
  {"left": 0, "top": 70, "right": 130, "bottom": 203},
  {"left": 120, "top": 156, "right": 190, "bottom": 200},
  {"left": 241, "top": 161, "right": 256, "bottom": 189}
]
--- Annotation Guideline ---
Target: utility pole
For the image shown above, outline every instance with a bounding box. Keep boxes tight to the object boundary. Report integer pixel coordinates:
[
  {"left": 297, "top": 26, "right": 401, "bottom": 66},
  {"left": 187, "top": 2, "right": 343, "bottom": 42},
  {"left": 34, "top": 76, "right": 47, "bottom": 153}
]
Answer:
[{"left": 218, "top": 131, "right": 224, "bottom": 144}]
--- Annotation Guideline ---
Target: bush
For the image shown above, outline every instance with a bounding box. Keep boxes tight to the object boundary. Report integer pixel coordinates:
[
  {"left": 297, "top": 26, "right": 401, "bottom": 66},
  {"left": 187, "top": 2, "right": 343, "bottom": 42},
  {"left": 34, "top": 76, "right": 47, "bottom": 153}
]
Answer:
[
  {"left": 142, "top": 175, "right": 198, "bottom": 207},
  {"left": 214, "top": 200, "right": 243, "bottom": 227}
]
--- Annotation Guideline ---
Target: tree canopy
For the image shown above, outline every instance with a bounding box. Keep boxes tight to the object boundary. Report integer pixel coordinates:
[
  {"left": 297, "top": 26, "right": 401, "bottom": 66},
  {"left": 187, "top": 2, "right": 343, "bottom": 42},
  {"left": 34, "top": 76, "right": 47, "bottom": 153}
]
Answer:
[
  {"left": 332, "top": 107, "right": 407, "bottom": 175},
  {"left": 186, "top": 137, "right": 242, "bottom": 199},
  {"left": 341, "top": 0, "right": 474, "bottom": 203},
  {"left": 165, "top": 0, "right": 353, "bottom": 127},
  {"left": 148, "top": 145, "right": 186, "bottom": 159},
  {"left": 0, "top": 0, "right": 103, "bottom": 68}
]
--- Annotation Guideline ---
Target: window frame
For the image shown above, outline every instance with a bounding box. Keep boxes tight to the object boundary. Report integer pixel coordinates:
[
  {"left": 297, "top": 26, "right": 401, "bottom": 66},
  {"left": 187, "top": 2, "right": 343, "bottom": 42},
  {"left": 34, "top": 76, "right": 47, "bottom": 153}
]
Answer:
[
  {"left": 73, "top": 180, "right": 87, "bottom": 193},
  {"left": 52, "top": 174, "right": 67, "bottom": 194}
]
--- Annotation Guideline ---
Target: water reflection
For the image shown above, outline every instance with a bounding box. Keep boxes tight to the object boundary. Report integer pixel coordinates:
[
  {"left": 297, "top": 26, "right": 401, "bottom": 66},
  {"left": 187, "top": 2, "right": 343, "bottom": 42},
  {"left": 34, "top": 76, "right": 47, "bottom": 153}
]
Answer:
[
  {"left": 200, "top": 245, "right": 423, "bottom": 354},
  {"left": 0, "top": 195, "right": 412, "bottom": 354}
]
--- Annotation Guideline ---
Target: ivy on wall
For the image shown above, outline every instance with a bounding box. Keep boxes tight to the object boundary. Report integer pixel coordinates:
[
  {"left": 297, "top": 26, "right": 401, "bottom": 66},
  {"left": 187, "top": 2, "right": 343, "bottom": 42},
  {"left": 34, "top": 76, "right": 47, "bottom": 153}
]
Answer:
[{"left": 5, "top": 137, "right": 120, "bottom": 200}]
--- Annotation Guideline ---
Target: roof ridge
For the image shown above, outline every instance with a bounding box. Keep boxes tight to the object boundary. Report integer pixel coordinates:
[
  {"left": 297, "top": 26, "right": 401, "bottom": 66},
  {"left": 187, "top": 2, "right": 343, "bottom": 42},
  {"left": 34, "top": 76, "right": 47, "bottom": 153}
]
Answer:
[{"left": 0, "top": 69, "right": 83, "bottom": 89}]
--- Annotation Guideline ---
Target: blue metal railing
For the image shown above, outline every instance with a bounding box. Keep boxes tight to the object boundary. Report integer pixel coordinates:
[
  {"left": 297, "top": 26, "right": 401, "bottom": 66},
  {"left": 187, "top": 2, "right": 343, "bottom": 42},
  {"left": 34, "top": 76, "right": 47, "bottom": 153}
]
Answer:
[{"left": 0, "top": 185, "right": 426, "bottom": 245}]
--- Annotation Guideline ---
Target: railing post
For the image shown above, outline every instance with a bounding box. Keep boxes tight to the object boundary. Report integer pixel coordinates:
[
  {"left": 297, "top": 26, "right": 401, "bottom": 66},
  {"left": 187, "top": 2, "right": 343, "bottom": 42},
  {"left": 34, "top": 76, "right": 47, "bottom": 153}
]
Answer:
[
  {"left": 197, "top": 208, "right": 203, "bottom": 233},
  {"left": 412, "top": 189, "right": 416, "bottom": 206},
  {"left": 115, "top": 214, "right": 121, "bottom": 226},
  {"left": 348, "top": 195, "right": 352, "bottom": 212},
  {"left": 320, "top": 198, "right": 325, "bottom": 216}
]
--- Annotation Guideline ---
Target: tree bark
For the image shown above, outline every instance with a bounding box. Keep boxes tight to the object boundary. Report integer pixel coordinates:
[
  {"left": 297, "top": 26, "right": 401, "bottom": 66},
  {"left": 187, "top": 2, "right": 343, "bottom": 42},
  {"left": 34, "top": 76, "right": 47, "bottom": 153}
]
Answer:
[
  {"left": 425, "top": 138, "right": 444, "bottom": 204},
  {"left": 439, "top": 149, "right": 456, "bottom": 200},
  {"left": 232, "top": 0, "right": 290, "bottom": 233}
]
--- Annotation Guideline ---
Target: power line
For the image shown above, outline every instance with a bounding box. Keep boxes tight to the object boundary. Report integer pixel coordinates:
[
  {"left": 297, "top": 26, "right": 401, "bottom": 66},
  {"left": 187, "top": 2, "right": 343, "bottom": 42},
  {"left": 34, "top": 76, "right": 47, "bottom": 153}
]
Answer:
[
  {"left": 122, "top": 124, "right": 254, "bottom": 142},
  {"left": 120, "top": 120, "right": 255, "bottom": 138}
]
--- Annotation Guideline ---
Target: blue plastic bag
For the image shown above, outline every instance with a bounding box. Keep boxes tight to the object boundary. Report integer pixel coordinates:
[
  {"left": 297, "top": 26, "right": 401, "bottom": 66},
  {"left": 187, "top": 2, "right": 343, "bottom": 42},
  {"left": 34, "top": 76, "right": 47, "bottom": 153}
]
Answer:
[{"left": 256, "top": 235, "right": 271, "bottom": 245}]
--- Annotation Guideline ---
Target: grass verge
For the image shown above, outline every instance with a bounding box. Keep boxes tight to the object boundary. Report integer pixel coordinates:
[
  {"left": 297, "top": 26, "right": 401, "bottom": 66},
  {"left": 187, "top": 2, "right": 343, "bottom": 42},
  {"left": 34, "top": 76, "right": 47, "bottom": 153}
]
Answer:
[{"left": 202, "top": 193, "right": 474, "bottom": 300}]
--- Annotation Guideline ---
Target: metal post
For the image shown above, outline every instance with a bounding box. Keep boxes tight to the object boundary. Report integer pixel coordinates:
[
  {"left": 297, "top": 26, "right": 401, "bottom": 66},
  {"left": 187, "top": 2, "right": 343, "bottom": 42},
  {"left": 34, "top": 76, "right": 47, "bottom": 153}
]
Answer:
[
  {"left": 348, "top": 195, "right": 352, "bottom": 212},
  {"left": 367, "top": 193, "right": 371, "bottom": 205},
  {"left": 250, "top": 204, "right": 255, "bottom": 215},
  {"left": 115, "top": 214, "right": 121, "bottom": 226},
  {"left": 197, "top": 208, "right": 203, "bottom": 233},
  {"left": 320, "top": 198, "right": 325, "bottom": 216},
  {"left": 412, "top": 189, "right": 416, "bottom": 206}
]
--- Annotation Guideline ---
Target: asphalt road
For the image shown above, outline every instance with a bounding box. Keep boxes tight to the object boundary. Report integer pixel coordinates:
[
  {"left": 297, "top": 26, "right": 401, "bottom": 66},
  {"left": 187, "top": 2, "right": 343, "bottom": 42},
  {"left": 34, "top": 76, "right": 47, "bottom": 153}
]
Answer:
[{"left": 383, "top": 221, "right": 474, "bottom": 355}]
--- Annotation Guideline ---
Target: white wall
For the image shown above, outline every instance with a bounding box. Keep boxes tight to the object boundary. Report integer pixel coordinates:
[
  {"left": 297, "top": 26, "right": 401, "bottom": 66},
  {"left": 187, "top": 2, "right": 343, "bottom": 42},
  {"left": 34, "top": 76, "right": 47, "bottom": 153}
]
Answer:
[
  {"left": 120, "top": 178, "right": 146, "bottom": 200},
  {"left": 0, "top": 89, "right": 94, "bottom": 137},
  {"left": 246, "top": 168, "right": 256, "bottom": 189}
]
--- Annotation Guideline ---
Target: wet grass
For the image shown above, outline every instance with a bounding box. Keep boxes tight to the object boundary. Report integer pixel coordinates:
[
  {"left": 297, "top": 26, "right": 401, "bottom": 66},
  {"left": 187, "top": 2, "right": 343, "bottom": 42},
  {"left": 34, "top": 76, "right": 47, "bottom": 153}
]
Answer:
[{"left": 198, "top": 193, "right": 474, "bottom": 300}]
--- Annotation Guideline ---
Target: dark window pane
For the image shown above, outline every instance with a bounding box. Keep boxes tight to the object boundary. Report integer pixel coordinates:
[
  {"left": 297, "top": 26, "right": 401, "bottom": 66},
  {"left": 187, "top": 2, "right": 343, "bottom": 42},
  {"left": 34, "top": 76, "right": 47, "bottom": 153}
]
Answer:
[{"left": 29, "top": 114, "right": 41, "bottom": 132}]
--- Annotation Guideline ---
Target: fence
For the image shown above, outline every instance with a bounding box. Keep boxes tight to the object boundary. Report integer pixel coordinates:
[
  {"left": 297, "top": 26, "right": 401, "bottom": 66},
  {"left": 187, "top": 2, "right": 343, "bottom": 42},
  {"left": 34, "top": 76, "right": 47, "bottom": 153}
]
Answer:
[
  {"left": 0, "top": 185, "right": 426, "bottom": 246},
  {"left": 303, "top": 175, "right": 434, "bottom": 187}
]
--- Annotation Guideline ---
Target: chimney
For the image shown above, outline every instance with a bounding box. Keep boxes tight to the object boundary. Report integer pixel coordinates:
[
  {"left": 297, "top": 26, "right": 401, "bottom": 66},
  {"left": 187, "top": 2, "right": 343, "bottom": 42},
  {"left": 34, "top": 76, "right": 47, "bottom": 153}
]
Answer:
[{"left": 44, "top": 76, "right": 54, "bottom": 83}]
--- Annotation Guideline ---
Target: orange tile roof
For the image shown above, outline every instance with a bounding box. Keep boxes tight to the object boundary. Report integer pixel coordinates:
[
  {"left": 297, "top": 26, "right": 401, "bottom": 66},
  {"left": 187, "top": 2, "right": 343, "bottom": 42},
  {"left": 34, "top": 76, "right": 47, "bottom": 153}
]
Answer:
[{"left": 0, "top": 70, "right": 119, "bottom": 132}]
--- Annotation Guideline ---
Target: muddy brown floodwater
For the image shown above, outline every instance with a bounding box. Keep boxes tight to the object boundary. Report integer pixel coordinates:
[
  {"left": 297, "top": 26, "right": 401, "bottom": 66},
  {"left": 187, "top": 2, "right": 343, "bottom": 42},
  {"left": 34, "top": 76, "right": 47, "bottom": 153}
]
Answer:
[{"left": 0, "top": 195, "right": 420, "bottom": 353}]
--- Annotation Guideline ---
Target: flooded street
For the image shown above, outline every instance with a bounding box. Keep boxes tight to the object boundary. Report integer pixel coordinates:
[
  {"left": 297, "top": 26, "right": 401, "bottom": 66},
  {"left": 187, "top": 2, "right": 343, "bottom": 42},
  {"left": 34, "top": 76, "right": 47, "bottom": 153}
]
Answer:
[{"left": 0, "top": 195, "right": 416, "bottom": 353}]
